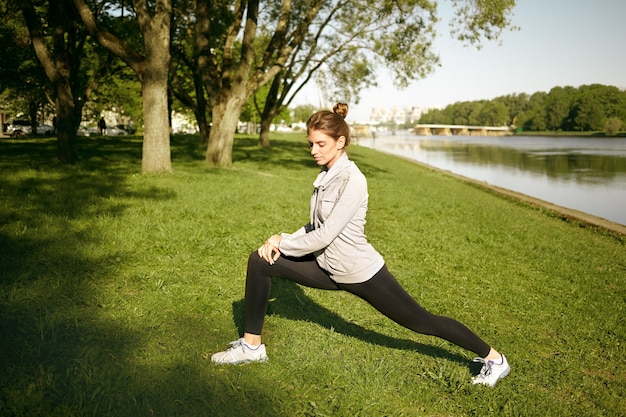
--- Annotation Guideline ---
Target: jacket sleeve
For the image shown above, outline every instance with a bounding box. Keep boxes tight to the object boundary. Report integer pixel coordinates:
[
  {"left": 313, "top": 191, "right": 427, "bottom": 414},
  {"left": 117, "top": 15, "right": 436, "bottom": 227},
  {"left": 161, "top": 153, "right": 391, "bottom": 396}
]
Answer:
[
  {"left": 279, "top": 175, "right": 366, "bottom": 257},
  {"left": 281, "top": 224, "right": 310, "bottom": 239}
]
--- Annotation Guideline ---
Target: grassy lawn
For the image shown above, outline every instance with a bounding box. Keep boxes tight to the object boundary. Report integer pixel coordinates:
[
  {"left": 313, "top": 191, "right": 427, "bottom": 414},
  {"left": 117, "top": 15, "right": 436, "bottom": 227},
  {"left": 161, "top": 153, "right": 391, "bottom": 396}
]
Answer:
[{"left": 1, "top": 133, "right": 624, "bottom": 416}]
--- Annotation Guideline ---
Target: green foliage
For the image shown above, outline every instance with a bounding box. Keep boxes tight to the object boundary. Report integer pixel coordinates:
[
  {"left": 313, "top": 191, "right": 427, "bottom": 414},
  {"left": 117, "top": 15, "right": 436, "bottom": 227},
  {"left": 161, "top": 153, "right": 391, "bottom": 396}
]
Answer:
[
  {"left": 241, "top": 83, "right": 291, "bottom": 125},
  {"left": 450, "top": 0, "right": 518, "bottom": 46},
  {"left": 1, "top": 0, "right": 138, "bottom": 139},
  {"left": 569, "top": 93, "right": 605, "bottom": 131},
  {"left": 292, "top": 104, "right": 317, "bottom": 123},
  {"left": 605, "top": 117, "right": 624, "bottom": 136},
  {"left": 0, "top": 10, "right": 52, "bottom": 120},
  {"left": 420, "top": 84, "right": 626, "bottom": 133},
  {"left": 1, "top": 134, "right": 625, "bottom": 416},
  {"left": 476, "top": 100, "right": 509, "bottom": 126},
  {"left": 85, "top": 65, "right": 143, "bottom": 126},
  {"left": 543, "top": 86, "right": 576, "bottom": 130}
]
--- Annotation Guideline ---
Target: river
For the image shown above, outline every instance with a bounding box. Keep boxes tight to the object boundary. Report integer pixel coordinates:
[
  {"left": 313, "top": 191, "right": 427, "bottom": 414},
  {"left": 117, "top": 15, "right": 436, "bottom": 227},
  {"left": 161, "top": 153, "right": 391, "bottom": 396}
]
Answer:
[{"left": 355, "top": 133, "right": 626, "bottom": 226}]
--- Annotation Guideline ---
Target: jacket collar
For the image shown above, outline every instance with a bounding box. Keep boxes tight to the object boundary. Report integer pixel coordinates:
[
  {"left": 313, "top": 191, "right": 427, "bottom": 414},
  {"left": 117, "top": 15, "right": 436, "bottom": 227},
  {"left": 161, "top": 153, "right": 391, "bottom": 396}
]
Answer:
[{"left": 313, "top": 152, "right": 350, "bottom": 189}]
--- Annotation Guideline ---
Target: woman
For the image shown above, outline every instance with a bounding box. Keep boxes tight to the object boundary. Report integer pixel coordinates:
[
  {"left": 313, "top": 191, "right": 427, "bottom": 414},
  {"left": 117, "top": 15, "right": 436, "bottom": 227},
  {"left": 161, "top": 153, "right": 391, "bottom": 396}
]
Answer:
[{"left": 212, "top": 103, "right": 510, "bottom": 387}]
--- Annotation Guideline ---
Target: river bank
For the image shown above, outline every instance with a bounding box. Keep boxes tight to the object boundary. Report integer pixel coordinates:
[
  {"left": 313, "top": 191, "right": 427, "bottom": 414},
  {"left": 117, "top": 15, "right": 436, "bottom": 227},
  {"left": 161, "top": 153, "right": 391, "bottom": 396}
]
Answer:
[{"left": 514, "top": 130, "right": 626, "bottom": 137}]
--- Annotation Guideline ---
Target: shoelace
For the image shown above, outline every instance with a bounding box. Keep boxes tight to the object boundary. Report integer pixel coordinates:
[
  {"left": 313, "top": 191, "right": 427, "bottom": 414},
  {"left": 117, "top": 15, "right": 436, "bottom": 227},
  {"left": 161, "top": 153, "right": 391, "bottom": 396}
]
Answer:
[
  {"left": 229, "top": 338, "right": 260, "bottom": 352},
  {"left": 222, "top": 339, "right": 245, "bottom": 356},
  {"left": 230, "top": 339, "right": 244, "bottom": 348},
  {"left": 473, "top": 357, "right": 493, "bottom": 378}
]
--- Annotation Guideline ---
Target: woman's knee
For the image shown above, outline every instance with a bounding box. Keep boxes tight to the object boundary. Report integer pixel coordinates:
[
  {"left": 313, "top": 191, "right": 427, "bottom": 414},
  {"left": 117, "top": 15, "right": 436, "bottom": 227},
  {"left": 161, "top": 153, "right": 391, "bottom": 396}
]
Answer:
[
  {"left": 248, "top": 250, "right": 261, "bottom": 266},
  {"left": 247, "top": 250, "right": 271, "bottom": 274}
]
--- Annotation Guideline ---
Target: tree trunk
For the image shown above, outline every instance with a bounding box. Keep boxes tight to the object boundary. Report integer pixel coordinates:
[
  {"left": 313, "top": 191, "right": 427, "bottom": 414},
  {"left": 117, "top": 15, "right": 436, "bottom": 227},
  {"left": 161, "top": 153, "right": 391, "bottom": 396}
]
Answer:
[
  {"left": 20, "top": 0, "right": 81, "bottom": 163},
  {"left": 140, "top": 15, "right": 172, "bottom": 172},
  {"left": 141, "top": 67, "right": 172, "bottom": 172},
  {"left": 194, "top": 73, "right": 210, "bottom": 145},
  {"left": 28, "top": 103, "right": 38, "bottom": 135},
  {"left": 258, "top": 74, "right": 282, "bottom": 147},
  {"left": 197, "top": 112, "right": 210, "bottom": 146},
  {"left": 258, "top": 117, "right": 272, "bottom": 147},
  {"left": 206, "top": 96, "right": 245, "bottom": 167},
  {"left": 55, "top": 81, "right": 78, "bottom": 163}
]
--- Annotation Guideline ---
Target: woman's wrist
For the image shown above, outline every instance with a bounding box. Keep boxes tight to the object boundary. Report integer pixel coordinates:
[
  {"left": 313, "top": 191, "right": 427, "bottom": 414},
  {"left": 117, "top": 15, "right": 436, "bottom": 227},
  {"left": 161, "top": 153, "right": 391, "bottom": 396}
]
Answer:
[{"left": 266, "top": 235, "right": 282, "bottom": 247}]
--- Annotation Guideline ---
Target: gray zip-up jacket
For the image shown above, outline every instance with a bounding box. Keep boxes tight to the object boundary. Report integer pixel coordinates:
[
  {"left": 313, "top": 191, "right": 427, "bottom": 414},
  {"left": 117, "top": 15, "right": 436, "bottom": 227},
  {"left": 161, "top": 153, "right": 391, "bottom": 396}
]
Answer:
[{"left": 279, "top": 153, "right": 384, "bottom": 284}]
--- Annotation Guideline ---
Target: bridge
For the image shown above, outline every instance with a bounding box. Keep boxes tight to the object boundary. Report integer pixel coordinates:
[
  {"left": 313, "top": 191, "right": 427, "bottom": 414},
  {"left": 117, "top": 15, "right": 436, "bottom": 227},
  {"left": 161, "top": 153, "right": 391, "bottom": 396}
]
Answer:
[{"left": 413, "top": 124, "right": 512, "bottom": 136}]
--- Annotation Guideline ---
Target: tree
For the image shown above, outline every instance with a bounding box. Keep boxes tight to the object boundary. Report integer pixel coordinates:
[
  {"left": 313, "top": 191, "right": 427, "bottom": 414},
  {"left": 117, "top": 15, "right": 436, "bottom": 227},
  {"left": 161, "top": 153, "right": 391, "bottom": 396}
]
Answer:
[
  {"left": 169, "top": 0, "right": 211, "bottom": 144},
  {"left": 0, "top": 18, "right": 51, "bottom": 131},
  {"left": 74, "top": 0, "right": 172, "bottom": 172},
  {"left": 517, "top": 91, "right": 545, "bottom": 131},
  {"left": 198, "top": 0, "right": 284, "bottom": 167},
  {"left": 452, "top": 102, "right": 481, "bottom": 125},
  {"left": 476, "top": 101, "right": 508, "bottom": 126},
  {"left": 175, "top": 0, "right": 516, "bottom": 167},
  {"left": 544, "top": 86, "right": 576, "bottom": 131},
  {"left": 17, "top": 0, "right": 110, "bottom": 163},
  {"left": 493, "top": 93, "right": 529, "bottom": 127},
  {"left": 569, "top": 94, "right": 604, "bottom": 131},
  {"left": 604, "top": 117, "right": 623, "bottom": 136},
  {"left": 582, "top": 84, "right": 626, "bottom": 121},
  {"left": 292, "top": 104, "right": 317, "bottom": 124},
  {"left": 240, "top": 83, "right": 291, "bottom": 131}
]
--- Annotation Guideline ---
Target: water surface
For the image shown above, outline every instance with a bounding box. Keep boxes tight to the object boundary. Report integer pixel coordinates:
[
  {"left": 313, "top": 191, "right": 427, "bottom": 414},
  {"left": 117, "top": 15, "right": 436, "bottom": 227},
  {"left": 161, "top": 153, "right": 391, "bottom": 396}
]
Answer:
[{"left": 357, "top": 134, "right": 626, "bottom": 226}]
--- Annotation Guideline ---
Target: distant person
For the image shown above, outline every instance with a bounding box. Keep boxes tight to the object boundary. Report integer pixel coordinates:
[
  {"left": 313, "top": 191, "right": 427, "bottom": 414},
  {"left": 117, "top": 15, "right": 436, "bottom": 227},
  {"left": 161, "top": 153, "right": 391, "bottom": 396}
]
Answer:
[
  {"left": 98, "top": 117, "right": 107, "bottom": 135},
  {"left": 211, "top": 103, "right": 510, "bottom": 387}
]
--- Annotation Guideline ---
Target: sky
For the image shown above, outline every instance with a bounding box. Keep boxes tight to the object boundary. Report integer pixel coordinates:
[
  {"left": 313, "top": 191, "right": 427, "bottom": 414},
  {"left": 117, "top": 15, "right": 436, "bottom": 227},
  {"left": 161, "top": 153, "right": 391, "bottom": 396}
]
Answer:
[{"left": 294, "top": 0, "right": 626, "bottom": 123}]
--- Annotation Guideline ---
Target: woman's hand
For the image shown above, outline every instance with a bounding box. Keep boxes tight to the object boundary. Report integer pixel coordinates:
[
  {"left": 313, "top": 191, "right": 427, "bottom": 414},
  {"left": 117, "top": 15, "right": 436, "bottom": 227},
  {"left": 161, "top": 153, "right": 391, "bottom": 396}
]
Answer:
[{"left": 257, "top": 234, "right": 282, "bottom": 265}]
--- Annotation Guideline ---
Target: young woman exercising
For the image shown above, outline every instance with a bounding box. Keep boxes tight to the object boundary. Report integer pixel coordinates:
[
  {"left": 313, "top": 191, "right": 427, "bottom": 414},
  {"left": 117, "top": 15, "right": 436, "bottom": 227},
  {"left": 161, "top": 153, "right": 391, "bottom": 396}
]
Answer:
[{"left": 211, "top": 103, "right": 510, "bottom": 387}]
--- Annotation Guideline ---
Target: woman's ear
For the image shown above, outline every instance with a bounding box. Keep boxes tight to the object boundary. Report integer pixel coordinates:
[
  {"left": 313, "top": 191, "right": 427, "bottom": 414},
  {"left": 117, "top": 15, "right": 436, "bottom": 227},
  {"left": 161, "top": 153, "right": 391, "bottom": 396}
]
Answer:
[{"left": 337, "top": 136, "right": 346, "bottom": 149}]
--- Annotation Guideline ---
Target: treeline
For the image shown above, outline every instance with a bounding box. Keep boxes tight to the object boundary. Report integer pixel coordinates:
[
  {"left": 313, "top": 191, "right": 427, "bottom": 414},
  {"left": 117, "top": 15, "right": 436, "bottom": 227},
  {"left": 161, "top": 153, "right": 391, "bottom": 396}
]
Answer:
[{"left": 418, "top": 84, "right": 626, "bottom": 135}]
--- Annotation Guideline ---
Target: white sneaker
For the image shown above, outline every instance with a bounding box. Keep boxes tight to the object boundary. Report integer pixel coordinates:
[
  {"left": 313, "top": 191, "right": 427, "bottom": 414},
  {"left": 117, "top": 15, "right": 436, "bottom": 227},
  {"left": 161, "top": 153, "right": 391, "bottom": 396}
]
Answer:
[
  {"left": 472, "top": 354, "right": 510, "bottom": 387},
  {"left": 211, "top": 338, "right": 268, "bottom": 365}
]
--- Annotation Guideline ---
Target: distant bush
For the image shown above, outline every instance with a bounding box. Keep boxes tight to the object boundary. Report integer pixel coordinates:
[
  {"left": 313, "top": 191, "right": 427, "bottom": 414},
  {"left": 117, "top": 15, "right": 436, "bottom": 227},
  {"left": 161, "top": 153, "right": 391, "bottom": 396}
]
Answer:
[{"left": 604, "top": 117, "right": 624, "bottom": 136}]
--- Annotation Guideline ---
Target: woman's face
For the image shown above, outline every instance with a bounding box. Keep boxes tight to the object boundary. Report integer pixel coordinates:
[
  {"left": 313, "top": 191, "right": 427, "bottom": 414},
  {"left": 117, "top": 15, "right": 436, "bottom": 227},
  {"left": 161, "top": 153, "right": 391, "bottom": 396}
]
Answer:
[{"left": 308, "top": 129, "right": 345, "bottom": 168}]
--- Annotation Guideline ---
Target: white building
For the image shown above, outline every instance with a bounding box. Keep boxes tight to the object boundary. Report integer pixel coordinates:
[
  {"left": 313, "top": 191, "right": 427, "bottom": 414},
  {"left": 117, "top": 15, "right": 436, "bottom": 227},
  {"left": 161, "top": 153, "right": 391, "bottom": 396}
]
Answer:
[{"left": 369, "top": 106, "right": 434, "bottom": 125}]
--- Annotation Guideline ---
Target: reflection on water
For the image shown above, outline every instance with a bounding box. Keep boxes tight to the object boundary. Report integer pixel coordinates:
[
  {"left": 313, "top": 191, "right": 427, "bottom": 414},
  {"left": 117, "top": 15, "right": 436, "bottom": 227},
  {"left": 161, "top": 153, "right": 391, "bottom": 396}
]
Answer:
[{"left": 357, "top": 134, "right": 626, "bottom": 226}]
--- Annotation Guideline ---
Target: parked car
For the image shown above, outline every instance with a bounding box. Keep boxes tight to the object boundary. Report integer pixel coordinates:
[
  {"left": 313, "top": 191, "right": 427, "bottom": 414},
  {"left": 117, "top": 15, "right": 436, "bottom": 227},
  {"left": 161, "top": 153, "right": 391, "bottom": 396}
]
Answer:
[
  {"left": 77, "top": 126, "right": 91, "bottom": 137},
  {"left": 116, "top": 124, "right": 136, "bottom": 134},
  {"left": 37, "top": 124, "right": 55, "bottom": 135},
  {"left": 5, "top": 120, "right": 32, "bottom": 137},
  {"left": 5, "top": 120, "right": 55, "bottom": 137},
  {"left": 104, "top": 126, "right": 128, "bottom": 136}
]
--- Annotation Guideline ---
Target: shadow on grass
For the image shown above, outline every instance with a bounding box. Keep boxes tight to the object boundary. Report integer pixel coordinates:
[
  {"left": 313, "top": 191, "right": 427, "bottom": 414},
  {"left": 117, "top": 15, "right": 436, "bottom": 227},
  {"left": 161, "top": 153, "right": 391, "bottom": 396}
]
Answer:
[
  {"left": 0, "top": 137, "right": 233, "bottom": 415},
  {"left": 230, "top": 136, "right": 391, "bottom": 177},
  {"left": 231, "top": 278, "right": 470, "bottom": 366},
  {"left": 232, "top": 137, "right": 314, "bottom": 170}
]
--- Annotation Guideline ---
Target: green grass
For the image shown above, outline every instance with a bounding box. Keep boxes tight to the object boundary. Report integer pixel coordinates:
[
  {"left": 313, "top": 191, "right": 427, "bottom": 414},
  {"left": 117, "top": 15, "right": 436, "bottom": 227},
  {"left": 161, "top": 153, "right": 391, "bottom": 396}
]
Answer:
[{"left": 1, "top": 133, "right": 625, "bottom": 416}]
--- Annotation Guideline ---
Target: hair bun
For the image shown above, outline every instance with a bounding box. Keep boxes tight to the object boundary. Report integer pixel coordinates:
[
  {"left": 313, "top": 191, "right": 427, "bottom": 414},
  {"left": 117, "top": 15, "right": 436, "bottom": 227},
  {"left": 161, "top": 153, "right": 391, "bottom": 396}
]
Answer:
[{"left": 333, "top": 103, "right": 349, "bottom": 119}]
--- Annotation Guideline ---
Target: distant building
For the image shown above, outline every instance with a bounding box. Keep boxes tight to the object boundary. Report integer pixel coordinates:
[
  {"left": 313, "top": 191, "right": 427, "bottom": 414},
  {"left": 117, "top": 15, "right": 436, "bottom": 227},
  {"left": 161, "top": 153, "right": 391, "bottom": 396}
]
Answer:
[{"left": 369, "top": 106, "right": 435, "bottom": 125}]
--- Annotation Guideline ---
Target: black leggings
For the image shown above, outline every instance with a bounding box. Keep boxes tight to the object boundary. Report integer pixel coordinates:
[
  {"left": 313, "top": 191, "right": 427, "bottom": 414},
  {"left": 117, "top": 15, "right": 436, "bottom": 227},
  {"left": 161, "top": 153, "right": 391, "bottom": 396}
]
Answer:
[{"left": 244, "top": 251, "right": 491, "bottom": 357}]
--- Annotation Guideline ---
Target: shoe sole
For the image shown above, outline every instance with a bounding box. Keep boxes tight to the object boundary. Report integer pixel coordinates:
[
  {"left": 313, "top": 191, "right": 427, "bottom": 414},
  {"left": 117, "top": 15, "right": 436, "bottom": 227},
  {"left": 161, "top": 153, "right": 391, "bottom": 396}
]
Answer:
[
  {"left": 212, "top": 356, "right": 268, "bottom": 365},
  {"left": 473, "top": 366, "right": 510, "bottom": 387}
]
